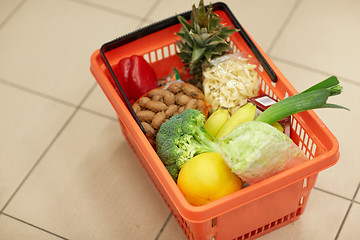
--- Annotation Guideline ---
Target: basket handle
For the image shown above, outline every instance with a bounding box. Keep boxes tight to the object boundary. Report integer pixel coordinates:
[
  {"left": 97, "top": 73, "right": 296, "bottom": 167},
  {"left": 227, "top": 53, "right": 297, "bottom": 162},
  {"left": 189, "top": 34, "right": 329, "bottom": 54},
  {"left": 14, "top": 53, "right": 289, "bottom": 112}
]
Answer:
[
  {"left": 99, "top": 2, "right": 278, "bottom": 133},
  {"left": 212, "top": 2, "right": 277, "bottom": 82}
]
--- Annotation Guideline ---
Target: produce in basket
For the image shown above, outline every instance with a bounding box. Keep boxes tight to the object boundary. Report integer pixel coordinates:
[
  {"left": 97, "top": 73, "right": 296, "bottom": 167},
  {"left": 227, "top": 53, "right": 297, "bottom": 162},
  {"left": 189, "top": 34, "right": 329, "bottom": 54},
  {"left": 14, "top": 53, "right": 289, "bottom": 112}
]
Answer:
[
  {"left": 203, "top": 107, "right": 229, "bottom": 137},
  {"left": 223, "top": 76, "right": 349, "bottom": 184},
  {"left": 177, "top": 152, "right": 243, "bottom": 206},
  {"left": 202, "top": 53, "right": 261, "bottom": 115},
  {"left": 115, "top": 55, "right": 158, "bottom": 102},
  {"left": 215, "top": 102, "right": 256, "bottom": 139},
  {"left": 156, "top": 108, "right": 216, "bottom": 181},
  {"left": 156, "top": 76, "right": 348, "bottom": 184},
  {"left": 133, "top": 81, "right": 207, "bottom": 146},
  {"left": 175, "top": 0, "right": 238, "bottom": 89}
]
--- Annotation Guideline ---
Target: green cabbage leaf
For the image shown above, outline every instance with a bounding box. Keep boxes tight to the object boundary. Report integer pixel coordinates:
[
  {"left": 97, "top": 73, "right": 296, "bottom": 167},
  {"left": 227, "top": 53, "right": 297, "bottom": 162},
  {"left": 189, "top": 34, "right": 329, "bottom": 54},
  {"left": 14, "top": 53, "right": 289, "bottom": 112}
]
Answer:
[{"left": 218, "top": 121, "right": 307, "bottom": 184}]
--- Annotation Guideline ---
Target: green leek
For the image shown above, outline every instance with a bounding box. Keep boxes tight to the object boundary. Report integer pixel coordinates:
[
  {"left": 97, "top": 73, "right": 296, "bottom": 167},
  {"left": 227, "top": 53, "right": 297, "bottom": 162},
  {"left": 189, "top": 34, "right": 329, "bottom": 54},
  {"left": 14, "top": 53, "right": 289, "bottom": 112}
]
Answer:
[{"left": 255, "top": 76, "right": 349, "bottom": 125}]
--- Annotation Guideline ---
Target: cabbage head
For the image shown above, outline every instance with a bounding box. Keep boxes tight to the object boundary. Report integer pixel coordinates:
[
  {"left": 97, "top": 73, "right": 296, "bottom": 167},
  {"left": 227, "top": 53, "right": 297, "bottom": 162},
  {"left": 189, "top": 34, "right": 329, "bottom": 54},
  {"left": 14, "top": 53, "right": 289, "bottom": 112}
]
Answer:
[{"left": 218, "top": 121, "right": 308, "bottom": 184}]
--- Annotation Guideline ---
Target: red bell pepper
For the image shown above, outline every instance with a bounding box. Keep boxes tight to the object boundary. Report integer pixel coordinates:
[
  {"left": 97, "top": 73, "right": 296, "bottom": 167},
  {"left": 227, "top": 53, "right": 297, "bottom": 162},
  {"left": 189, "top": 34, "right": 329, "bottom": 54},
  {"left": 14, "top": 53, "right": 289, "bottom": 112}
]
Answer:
[{"left": 116, "top": 55, "right": 158, "bottom": 102}]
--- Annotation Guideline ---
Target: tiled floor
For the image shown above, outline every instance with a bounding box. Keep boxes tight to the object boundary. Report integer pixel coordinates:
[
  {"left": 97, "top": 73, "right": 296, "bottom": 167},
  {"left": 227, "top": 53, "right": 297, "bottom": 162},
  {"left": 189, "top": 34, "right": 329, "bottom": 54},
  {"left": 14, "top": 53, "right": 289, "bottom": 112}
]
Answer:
[{"left": 0, "top": 0, "right": 359, "bottom": 239}]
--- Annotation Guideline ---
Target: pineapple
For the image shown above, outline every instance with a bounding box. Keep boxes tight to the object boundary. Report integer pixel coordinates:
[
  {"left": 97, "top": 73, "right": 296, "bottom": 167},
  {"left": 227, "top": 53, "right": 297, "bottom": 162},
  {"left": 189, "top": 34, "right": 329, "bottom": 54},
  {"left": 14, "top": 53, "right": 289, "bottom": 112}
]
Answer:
[{"left": 176, "top": 0, "right": 238, "bottom": 89}]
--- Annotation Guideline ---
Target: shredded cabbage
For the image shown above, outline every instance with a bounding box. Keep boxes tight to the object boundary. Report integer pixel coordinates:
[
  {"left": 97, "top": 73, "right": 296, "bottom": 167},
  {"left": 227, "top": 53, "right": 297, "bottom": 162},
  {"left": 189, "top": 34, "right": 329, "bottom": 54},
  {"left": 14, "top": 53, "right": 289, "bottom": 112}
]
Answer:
[{"left": 218, "top": 121, "right": 308, "bottom": 184}]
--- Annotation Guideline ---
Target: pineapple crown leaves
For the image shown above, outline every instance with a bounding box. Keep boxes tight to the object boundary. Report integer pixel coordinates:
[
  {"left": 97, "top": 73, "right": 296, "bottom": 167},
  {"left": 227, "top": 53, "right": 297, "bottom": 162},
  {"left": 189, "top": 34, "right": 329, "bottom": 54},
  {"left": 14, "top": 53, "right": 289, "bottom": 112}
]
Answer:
[{"left": 175, "top": 0, "right": 239, "bottom": 77}]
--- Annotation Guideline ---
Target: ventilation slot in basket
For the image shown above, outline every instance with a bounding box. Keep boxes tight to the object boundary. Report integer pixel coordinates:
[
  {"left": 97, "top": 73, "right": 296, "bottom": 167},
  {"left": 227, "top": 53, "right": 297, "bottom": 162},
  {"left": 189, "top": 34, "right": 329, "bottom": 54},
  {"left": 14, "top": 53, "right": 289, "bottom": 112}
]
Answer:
[
  {"left": 291, "top": 117, "right": 317, "bottom": 159},
  {"left": 173, "top": 214, "right": 195, "bottom": 240},
  {"left": 143, "top": 43, "right": 178, "bottom": 64},
  {"left": 233, "top": 209, "right": 301, "bottom": 240}
]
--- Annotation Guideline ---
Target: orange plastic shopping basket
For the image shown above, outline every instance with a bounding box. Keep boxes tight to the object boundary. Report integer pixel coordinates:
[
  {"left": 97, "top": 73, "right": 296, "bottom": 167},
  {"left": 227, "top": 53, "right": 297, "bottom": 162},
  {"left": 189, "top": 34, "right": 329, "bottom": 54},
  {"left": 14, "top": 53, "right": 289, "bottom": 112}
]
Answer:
[{"left": 90, "top": 2, "right": 340, "bottom": 239}]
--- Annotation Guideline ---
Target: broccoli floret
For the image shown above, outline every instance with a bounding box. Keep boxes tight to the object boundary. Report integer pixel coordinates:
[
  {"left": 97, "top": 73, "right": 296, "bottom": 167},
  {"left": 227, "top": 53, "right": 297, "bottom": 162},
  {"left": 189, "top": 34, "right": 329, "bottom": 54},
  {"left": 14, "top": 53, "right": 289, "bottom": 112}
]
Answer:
[
  {"left": 156, "top": 109, "right": 220, "bottom": 181},
  {"left": 166, "top": 164, "right": 179, "bottom": 181}
]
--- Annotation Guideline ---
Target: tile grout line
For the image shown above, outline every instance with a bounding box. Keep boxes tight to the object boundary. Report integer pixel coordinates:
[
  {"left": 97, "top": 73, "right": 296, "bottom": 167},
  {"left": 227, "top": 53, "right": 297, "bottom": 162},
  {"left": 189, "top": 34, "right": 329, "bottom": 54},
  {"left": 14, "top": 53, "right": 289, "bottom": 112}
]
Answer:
[
  {"left": 79, "top": 107, "right": 118, "bottom": 121},
  {"left": 0, "top": 83, "right": 97, "bottom": 238},
  {"left": 0, "top": 77, "right": 119, "bottom": 122},
  {"left": 138, "top": 0, "right": 162, "bottom": 26},
  {"left": 266, "top": 0, "right": 303, "bottom": 54},
  {"left": 1, "top": 82, "right": 96, "bottom": 212},
  {"left": 269, "top": 56, "right": 360, "bottom": 87},
  {"left": 154, "top": 213, "right": 172, "bottom": 240},
  {"left": 313, "top": 187, "right": 353, "bottom": 202},
  {"left": 334, "top": 182, "right": 360, "bottom": 239},
  {"left": 1, "top": 213, "right": 69, "bottom": 240},
  {"left": 0, "top": 111, "right": 76, "bottom": 212},
  {"left": 0, "top": 0, "right": 27, "bottom": 30},
  {"left": 66, "top": 0, "right": 145, "bottom": 22},
  {"left": 0, "top": 78, "right": 77, "bottom": 108}
]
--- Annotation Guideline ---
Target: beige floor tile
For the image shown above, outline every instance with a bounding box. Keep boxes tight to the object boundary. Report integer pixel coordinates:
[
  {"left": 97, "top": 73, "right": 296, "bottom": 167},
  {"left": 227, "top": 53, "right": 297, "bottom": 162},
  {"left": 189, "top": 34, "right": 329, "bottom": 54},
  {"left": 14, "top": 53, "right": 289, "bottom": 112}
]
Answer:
[
  {"left": 146, "top": 0, "right": 209, "bottom": 20},
  {"left": 0, "top": 0, "right": 142, "bottom": 105},
  {"left": 158, "top": 215, "right": 186, "bottom": 240},
  {"left": 148, "top": 0, "right": 297, "bottom": 51},
  {"left": 0, "top": 214, "right": 62, "bottom": 240},
  {"left": 82, "top": 0, "right": 157, "bottom": 18},
  {"left": 81, "top": 84, "right": 118, "bottom": 119},
  {"left": 2, "top": 0, "right": 359, "bottom": 239},
  {"left": 272, "top": 60, "right": 360, "bottom": 199},
  {"left": 259, "top": 189, "right": 350, "bottom": 240},
  {"left": 270, "top": 0, "right": 360, "bottom": 83},
  {"left": 0, "top": 0, "right": 22, "bottom": 24},
  {"left": 0, "top": 83, "right": 74, "bottom": 209},
  {"left": 4, "top": 110, "right": 170, "bottom": 240},
  {"left": 338, "top": 203, "right": 360, "bottom": 240}
]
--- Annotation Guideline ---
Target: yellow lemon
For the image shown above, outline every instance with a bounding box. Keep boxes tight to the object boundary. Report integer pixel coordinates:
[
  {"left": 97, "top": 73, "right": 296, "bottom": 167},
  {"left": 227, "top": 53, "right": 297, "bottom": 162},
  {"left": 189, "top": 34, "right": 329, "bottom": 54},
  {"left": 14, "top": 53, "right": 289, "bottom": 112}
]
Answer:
[{"left": 177, "top": 152, "right": 243, "bottom": 206}]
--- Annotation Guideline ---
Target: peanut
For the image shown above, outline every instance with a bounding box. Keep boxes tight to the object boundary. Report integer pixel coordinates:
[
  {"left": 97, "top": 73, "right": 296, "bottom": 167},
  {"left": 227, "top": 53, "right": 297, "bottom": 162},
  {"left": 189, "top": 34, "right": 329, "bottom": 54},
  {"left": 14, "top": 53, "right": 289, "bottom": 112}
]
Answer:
[
  {"left": 177, "top": 106, "right": 185, "bottom": 114},
  {"left": 141, "top": 122, "right": 156, "bottom": 138},
  {"left": 182, "top": 83, "right": 204, "bottom": 100},
  {"left": 163, "top": 91, "right": 175, "bottom": 106},
  {"left": 175, "top": 93, "right": 191, "bottom": 106},
  {"left": 152, "top": 94, "right": 163, "bottom": 102},
  {"left": 197, "top": 100, "right": 207, "bottom": 116},
  {"left": 144, "top": 100, "right": 167, "bottom": 112},
  {"left": 165, "top": 104, "right": 178, "bottom": 118},
  {"left": 167, "top": 82, "right": 183, "bottom": 93},
  {"left": 137, "top": 110, "right": 156, "bottom": 123},
  {"left": 139, "top": 97, "right": 151, "bottom": 108},
  {"left": 185, "top": 98, "right": 198, "bottom": 110},
  {"left": 132, "top": 103, "right": 141, "bottom": 113},
  {"left": 151, "top": 111, "right": 166, "bottom": 129},
  {"left": 148, "top": 88, "right": 175, "bottom": 106},
  {"left": 197, "top": 99, "right": 206, "bottom": 110},
  {"left": 148, "top": 88, "right": 168, "bottom": 98},
  {"left": 147, "top": 137, "right": 156, "bottom": 147}
]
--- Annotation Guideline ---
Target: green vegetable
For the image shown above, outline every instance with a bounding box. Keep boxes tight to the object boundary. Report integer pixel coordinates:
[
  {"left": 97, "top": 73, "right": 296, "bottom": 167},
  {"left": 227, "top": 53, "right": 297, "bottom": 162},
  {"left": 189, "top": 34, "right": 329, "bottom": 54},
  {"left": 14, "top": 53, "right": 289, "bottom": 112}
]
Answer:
[
  {"left": 221, "top": 76, "right": 348, "bottom": 184},
  {"left": 157, "top": 77, "right": 348, "bottom": 184},
  {"left": 165, "top": 164, "right": 180, "bottom": 182},
  {"left": 256, "top": 76, "right": 348, "bottom": 124},
  {"left": 156, "top": 109, "right": 219, "bottom": 180},
  {"left": 218, "top": 121, "right": 306, "bottom": 184}
]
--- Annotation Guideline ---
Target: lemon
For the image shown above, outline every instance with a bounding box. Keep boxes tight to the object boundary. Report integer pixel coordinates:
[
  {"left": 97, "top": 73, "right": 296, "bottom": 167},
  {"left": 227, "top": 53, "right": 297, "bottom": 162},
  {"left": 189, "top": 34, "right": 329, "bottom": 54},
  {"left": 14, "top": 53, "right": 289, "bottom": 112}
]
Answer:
[{"left": 177, "top": 152, "right": 243, "bottom": 206}]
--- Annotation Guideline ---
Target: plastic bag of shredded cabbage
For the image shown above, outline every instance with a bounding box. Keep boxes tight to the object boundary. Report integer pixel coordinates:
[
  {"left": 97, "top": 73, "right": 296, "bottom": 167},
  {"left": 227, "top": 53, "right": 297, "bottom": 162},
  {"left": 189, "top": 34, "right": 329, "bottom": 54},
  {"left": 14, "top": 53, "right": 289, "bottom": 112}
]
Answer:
[
  {"left": 202, "top": 53, "right": 261, "bottom": 115},
  {"left": 218, "top": 121, "right": 308, "bottom": 184}
]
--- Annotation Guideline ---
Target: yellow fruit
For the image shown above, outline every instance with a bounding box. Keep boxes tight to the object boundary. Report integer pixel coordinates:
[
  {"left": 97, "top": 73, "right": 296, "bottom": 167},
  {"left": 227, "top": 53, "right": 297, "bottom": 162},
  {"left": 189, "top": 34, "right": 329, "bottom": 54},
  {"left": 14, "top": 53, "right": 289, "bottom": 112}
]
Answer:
[
  {"left": 204, "top": 107, "right": 229, "bottom": 137},
  {"left": 177, "top": 152, "right": 243, "bottom": 206},
  {"left": 272, "top": 121, "right": 284, "bottom": 132},
  {"left": 216, "top": 103, "right": 256, "bottom": 139}
]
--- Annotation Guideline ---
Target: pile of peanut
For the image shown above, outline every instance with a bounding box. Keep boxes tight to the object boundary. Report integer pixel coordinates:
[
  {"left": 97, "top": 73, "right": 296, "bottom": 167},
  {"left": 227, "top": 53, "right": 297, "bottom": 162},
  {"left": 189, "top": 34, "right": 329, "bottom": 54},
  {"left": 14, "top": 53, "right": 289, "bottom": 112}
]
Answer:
[{"left": 132, "top": 82, "right": 207, "bottom": 146}]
